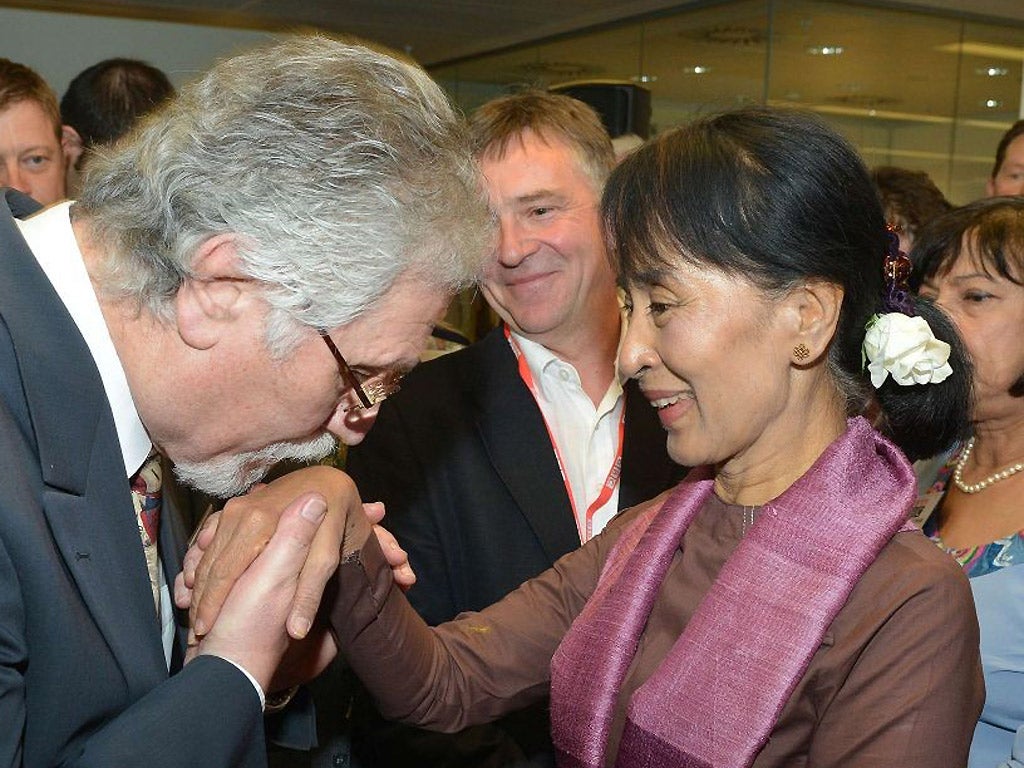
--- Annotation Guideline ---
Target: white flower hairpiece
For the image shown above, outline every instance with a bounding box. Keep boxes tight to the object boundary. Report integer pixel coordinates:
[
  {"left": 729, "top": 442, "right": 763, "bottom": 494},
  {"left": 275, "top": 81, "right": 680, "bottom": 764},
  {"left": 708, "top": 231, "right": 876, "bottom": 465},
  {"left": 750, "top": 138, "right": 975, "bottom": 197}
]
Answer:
[{"left": 862, "top": 313, "right": 953, "bottom": 388}]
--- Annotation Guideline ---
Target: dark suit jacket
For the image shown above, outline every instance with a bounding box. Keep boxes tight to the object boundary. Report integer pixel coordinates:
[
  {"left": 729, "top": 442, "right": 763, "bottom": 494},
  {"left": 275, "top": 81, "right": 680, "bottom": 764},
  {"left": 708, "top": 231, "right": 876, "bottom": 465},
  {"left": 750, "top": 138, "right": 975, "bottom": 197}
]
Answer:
[
  {"left": 343, "top": 324, "right": 684, "bottom": 766},
  {"left": 0, "top": 190, "right": 266, "bottom": 767}
]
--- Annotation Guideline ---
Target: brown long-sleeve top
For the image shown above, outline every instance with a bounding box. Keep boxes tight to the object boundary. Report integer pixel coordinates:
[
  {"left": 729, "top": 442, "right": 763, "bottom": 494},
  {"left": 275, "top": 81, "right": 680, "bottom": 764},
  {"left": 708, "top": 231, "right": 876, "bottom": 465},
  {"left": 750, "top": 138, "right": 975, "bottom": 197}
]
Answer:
[{"left": 329, "top": 491, "right": 985, "bottom": 767}]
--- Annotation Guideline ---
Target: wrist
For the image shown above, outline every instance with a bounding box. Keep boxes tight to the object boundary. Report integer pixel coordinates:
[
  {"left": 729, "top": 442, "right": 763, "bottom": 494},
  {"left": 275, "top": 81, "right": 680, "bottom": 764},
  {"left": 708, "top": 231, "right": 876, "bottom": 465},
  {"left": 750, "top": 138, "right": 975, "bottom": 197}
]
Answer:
[{"left": 198, "top": 651, "right": 269, "bottom": 709}]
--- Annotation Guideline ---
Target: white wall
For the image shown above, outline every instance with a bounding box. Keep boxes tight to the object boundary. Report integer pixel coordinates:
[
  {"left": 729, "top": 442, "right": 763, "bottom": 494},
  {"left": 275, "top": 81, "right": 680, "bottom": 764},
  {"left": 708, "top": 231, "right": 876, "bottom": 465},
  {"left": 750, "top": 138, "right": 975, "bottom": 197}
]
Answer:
[{"left": 0, "top": 7, "right": 279, "bottom": 97}]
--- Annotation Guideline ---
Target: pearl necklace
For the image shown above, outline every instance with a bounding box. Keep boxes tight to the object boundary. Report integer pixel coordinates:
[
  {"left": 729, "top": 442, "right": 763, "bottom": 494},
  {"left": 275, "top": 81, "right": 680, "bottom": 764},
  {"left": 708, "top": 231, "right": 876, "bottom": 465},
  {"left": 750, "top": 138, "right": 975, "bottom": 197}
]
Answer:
[{"left": 953, "top": 437, "right": 1024, "bottom": 494}]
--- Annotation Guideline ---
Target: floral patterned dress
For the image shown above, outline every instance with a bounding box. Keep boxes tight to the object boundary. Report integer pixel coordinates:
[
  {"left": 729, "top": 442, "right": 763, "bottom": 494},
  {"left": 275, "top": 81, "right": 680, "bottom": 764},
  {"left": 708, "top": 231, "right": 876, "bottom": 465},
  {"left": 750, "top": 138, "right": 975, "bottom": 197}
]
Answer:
[
  {"left": 920, "top": 446, "right": 1024, "bottom": 576},
  {"left": 916, "top": 444, "right": 1024, "bottom": 768}
]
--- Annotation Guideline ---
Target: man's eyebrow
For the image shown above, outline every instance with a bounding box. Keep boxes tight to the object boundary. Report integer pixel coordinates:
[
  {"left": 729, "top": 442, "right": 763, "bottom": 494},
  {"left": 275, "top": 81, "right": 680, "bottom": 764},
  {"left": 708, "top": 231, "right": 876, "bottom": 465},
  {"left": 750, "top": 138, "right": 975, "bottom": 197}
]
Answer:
[{"left": 515, "top": 190, "right": 565, "bottom": 205}]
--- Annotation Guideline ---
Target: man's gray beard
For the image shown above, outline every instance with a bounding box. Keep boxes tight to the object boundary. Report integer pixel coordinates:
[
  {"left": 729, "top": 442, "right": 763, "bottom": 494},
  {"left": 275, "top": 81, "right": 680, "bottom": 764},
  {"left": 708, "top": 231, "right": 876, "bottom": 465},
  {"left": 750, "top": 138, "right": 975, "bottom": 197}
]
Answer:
[{"left": 172, "top": 432, "right": 338, "bottom": 498}]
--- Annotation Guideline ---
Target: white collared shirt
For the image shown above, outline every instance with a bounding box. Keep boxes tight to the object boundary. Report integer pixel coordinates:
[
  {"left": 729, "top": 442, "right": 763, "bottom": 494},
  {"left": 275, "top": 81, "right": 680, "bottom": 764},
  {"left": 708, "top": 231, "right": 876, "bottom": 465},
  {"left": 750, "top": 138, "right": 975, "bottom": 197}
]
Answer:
[
  {"left": 17, "top": 202, "right": 176, "bottom": 668},
  {"left": 511, "top": 330, "right": 624, "bottom": 540}
]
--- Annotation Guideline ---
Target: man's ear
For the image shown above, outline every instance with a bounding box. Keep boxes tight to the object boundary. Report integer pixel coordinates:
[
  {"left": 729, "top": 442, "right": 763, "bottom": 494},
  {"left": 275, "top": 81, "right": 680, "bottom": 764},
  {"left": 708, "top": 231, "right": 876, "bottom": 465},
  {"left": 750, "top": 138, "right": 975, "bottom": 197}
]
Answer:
[
  {"left": 782, "top": 279, "right": 845, "bottom": 366},
  {"left": 985, "top": 176, "right": 997, "bottom": 198},
  {"left": 174, "top": 234, "right": 253, "bottom": 351},
  {"left": 61, "top": 125, "right": 83, "bottom": 170}
]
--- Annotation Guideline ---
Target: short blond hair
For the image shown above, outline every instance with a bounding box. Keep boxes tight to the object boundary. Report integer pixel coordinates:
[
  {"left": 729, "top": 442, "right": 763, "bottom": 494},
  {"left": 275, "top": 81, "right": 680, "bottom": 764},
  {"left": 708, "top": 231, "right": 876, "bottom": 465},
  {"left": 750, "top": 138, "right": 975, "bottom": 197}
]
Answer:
[{"left": 470, "top": 90, "right": 614, "bottom": 191}]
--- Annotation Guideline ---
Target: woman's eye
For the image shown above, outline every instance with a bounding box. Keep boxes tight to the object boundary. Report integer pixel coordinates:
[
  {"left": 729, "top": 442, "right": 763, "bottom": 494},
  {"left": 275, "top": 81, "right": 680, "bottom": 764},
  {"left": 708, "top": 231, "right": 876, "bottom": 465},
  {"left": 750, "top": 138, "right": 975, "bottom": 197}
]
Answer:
[
  {"left": 647, "top": 302, "right": 671, "bottom": 316},
  {"left": 963, "top": 291, "right": 992, "bottom": 303}
]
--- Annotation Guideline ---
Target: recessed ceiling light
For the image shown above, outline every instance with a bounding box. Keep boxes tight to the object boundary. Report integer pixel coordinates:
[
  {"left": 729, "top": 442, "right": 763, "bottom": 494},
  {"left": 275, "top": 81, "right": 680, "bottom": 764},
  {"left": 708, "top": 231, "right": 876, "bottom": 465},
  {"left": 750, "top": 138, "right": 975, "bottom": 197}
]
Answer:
[
  {"left": 983, "top": 98, "right": 1003, "bottom": 108},
  {"left": 631, "top": 74, "right": 658, "bottom": 83},
  {"left": 807, "top": 45, "right": 844, "bottom": 56},
  {"left": 682, "top": 66, "right": 711, "bottom": 75},
  {"left": 976, "top": 66, "right": 1009, "bottom": 77}
]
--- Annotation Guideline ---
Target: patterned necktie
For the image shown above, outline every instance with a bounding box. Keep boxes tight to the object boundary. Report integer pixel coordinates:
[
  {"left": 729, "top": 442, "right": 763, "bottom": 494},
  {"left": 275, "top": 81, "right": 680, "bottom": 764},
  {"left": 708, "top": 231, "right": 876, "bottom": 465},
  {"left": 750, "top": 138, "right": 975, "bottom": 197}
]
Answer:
[{"left": 130, "top": 454, "right": 162, "bottom": 614}]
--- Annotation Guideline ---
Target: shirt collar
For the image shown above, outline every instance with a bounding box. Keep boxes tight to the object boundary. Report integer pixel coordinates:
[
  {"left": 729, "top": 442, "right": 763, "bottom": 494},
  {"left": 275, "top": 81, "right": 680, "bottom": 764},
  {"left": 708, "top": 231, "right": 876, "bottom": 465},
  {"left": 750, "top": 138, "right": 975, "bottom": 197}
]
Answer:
[
  {"left": 509, "top": 328, "right": 625, "bottom": 406},
  {"left": 510, "top": 329, "right": 563, "bottom": 385},
  {"left": 17, "top": 202, "right": 153, "bottom": 476}
]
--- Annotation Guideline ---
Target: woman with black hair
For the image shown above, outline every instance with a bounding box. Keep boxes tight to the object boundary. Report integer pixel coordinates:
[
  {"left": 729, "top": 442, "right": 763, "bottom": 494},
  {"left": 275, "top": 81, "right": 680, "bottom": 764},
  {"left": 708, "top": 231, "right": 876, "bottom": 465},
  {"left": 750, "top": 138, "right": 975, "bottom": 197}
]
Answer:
[
  {"left": 912, "top": 196, "right": 1024, "bottom": 768},
  {"left": 187, "top": 107, "right": 985, "bottom": 767}
]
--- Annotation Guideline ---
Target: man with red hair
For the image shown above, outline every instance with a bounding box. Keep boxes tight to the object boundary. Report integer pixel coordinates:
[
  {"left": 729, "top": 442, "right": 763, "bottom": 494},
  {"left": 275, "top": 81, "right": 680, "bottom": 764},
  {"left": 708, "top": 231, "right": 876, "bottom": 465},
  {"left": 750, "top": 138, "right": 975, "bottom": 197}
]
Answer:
[{"left": 0, "top": 58, "right": 72, "bottom": 206}]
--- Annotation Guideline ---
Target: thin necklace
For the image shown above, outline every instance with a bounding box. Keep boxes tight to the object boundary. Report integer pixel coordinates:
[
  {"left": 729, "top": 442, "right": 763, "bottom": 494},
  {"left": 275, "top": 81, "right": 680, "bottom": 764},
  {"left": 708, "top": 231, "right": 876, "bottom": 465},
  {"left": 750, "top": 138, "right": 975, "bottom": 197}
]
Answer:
[
  {"left": 742, "top": 506, "right": 756, "bottom": 535},
  {"left": 953, "top": 437, "right": 1024, "bottom": 494}
]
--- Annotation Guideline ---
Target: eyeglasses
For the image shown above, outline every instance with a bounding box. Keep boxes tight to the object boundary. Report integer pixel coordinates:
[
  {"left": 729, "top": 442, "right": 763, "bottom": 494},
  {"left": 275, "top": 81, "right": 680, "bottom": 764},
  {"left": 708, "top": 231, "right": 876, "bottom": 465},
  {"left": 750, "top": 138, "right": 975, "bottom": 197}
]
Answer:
[{"left": 319, "top": 331, "right": 403, "bottom": 411}]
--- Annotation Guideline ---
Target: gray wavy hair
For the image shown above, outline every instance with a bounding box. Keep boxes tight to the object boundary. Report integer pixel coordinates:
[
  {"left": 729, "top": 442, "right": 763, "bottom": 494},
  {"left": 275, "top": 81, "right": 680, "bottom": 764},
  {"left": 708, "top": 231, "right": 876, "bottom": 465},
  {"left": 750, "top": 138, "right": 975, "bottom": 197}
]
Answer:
[{"left": 75, "top": 35, "right": 491, "bottom": 355}]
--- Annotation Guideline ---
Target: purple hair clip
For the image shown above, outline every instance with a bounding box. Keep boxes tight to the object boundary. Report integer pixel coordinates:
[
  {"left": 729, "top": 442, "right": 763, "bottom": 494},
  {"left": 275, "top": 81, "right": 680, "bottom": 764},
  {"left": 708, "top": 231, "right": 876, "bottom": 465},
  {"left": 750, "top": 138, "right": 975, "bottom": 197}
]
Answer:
[
  {"left": 861, "top": 223, "right": 952, "bottom": 389},
  {"left": 882, "top": 223, "right": 915, "bottom": 316}
]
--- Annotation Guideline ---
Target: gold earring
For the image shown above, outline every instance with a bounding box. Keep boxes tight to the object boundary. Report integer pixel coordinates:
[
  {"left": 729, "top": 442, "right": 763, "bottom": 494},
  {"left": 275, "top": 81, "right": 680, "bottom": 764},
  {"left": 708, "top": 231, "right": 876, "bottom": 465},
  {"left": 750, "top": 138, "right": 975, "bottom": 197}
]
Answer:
[{"left": 794, "top": 343, "right": 811, "bottom": 361}]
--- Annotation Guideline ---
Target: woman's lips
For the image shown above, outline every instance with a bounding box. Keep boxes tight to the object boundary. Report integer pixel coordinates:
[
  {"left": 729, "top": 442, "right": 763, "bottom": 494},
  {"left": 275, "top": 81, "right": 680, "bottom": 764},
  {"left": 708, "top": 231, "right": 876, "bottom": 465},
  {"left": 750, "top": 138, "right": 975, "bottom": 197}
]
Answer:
[{"left": 644, "top": 390, "right": 693, "bottom": 428}]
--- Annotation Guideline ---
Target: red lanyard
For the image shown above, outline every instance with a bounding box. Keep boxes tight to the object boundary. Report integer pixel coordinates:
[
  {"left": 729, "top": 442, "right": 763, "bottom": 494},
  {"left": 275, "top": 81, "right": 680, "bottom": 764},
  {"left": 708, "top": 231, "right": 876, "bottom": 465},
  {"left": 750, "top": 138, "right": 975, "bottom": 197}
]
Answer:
[{"left": 505, "top": 325, "right": 625, "bottom": 541}]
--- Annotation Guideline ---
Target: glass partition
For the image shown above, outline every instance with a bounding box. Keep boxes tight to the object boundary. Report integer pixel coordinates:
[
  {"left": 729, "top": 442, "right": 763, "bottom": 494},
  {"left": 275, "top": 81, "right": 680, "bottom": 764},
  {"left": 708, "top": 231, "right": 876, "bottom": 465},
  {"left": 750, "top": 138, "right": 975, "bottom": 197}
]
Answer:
[{"left": 431, "top": 0, "right": 1023, "bottom": 204}]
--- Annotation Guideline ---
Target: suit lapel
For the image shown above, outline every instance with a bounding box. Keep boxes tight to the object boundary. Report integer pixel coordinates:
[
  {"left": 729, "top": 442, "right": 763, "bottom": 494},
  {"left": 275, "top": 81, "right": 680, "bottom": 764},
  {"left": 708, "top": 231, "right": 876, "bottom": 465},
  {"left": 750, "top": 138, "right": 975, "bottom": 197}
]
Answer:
[
  {"left": 471, "top": 329, "right": 582, "bottom": 561},
  {"left": 0, "top": 198, "right": 167, "bottom": 696}
]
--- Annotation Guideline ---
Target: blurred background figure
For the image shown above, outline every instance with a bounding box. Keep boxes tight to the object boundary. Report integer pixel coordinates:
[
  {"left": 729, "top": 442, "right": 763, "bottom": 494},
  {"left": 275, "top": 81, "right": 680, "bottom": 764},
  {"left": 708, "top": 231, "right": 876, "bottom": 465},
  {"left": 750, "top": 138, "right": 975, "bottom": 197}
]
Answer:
[
  {"left": 610, "top": 133, "right": 643, "bottom": 162},
  {"left": 987, "top": 120, "right": 1024, "bottom": 198},
  {"left": 871, "top": 165, "right": 952, "bottom": 255},
  {"left": 911, "top": 196, "right": 1024, "bottom": 768},
  {"left": 60, "top": 57, "right": 175, "bottom": 195},
  {"left": 419, "top": 320, "right": 472, "bottom": 361},
  {"left": 0, "top": 57, "right": 72, "bottom": 206}
]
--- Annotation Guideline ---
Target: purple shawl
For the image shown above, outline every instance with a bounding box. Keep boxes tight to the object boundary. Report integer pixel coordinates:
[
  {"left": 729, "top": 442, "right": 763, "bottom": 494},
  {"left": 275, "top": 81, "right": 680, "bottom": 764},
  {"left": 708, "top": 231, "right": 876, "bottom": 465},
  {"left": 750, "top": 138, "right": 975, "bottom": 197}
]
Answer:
[{"left": 550, "top": 417, "right": 918, "bottom": 768}]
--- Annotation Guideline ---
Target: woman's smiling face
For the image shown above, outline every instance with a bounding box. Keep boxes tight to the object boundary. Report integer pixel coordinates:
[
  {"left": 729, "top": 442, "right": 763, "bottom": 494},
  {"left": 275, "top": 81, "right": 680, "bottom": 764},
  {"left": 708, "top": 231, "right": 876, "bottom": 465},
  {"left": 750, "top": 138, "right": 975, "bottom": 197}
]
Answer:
[{"left": 618, "top": 258, "right": 797, "bottom": 472}]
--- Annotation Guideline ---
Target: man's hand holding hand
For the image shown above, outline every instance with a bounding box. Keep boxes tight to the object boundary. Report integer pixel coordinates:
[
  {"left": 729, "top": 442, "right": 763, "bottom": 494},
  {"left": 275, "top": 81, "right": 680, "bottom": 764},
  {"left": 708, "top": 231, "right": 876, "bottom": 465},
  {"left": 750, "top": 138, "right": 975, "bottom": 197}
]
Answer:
[
  {"left": 192, "top": 494, "right": 329, "bottom": 692},
  {"left": 175, "top": 465, "right": 356, "bottom": 641},
  {"left": 174, "top": 465, "right": 416, "bottom": 646}
]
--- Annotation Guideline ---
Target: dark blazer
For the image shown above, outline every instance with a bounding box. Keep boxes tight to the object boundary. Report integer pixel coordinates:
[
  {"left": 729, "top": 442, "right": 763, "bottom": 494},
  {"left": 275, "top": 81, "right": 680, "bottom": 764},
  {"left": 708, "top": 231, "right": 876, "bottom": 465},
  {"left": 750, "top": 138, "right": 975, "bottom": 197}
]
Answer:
[
  {"left": 342, "top": 324, "right": 684, "bottom": 767},
  {"left": 0, "top": 190, "right": 266, "bottom": 767}
]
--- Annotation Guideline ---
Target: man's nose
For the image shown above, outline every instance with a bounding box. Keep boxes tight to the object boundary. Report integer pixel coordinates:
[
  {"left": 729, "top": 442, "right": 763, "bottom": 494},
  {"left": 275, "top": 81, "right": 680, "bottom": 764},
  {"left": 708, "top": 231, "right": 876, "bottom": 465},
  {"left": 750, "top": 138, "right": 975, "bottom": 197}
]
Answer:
[{"left": 495, "top": 217, "right": 537, "bottom": 267}]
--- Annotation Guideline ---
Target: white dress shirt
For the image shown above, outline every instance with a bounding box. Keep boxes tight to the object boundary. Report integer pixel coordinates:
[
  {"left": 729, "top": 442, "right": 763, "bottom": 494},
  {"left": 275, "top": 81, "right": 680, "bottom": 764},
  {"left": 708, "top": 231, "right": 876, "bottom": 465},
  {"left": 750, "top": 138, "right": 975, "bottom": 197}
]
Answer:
[{"left": 511, "top": 330, "right": 624, "bottom": 540}]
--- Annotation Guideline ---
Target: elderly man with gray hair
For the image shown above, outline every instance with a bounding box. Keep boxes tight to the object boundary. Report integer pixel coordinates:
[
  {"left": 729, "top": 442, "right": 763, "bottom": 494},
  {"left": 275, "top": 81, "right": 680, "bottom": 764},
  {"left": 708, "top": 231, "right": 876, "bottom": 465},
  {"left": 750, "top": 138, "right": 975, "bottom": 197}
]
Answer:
[{"left": 0, "top": 35, "right": 489, "bottom": 768}]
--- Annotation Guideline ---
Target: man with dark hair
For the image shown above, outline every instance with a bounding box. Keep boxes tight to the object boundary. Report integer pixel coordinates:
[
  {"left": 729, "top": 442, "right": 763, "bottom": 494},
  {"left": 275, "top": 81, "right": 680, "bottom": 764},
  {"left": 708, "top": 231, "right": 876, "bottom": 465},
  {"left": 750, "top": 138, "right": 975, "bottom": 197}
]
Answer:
[
  {"left": 343, "top": 90, "right": 683, "bottom": 766},
  {"left": 987, "top": 119, "right": 1024, "bottom": 198},
  {"left": 60, "top": 57, "right": 175, "bottom": 192},
  {"left": 0, "top": 57, "right": 72, "bottom": 205},
  {"left": 0, "top": 36, "right": 489, "bottom": 767}
]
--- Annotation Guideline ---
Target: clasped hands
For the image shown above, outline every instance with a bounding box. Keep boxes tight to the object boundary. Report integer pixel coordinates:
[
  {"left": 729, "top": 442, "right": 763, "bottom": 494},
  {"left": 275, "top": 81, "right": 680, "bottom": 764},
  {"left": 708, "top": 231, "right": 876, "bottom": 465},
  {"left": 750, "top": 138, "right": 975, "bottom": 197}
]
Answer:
[{"left": 172, "top": 464, "right": 413, "bottom": 699}]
